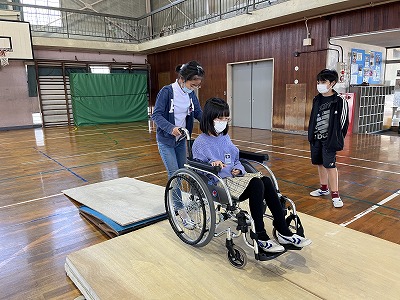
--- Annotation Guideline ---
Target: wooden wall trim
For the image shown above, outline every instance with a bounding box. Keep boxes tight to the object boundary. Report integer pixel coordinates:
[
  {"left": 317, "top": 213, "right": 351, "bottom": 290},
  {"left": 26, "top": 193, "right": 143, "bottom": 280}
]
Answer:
[{"left": 148, "top": 2, "right": 399, "bottom": 129}]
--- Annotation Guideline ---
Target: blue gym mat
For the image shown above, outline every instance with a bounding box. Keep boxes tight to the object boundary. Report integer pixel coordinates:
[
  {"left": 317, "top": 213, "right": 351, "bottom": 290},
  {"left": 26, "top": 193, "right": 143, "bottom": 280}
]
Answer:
[
  {"left": 79, "top": 205, "right": 167, "bottom": 237},
  {"left": 63, "top": 177, "right": 168, "bottom": 237}
]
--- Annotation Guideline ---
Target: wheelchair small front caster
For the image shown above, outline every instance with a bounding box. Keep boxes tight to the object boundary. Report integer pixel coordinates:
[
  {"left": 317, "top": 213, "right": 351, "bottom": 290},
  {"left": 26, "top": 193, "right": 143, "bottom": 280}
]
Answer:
[{"left": 227, "top": 245, "right": 247, "bottom": 269}]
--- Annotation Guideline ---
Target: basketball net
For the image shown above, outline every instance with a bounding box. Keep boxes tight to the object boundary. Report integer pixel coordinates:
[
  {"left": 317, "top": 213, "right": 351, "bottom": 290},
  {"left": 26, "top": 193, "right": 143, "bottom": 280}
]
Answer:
[{"left": 0, "top": 49, "right": 9, "bottom": 67}]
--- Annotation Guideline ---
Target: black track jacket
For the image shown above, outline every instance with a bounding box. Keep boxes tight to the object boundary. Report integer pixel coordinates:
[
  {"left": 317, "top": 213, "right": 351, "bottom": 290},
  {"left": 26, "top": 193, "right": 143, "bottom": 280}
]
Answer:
[{"left": 308, "top": 91, "right": 349, "bottom": 151}]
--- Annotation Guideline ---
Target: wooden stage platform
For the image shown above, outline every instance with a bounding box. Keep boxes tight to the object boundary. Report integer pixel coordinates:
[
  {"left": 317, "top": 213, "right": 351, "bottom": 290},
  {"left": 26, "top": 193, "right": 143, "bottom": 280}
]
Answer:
[{"left": 66, "top": 213, "right": 400, "bottom": 299}]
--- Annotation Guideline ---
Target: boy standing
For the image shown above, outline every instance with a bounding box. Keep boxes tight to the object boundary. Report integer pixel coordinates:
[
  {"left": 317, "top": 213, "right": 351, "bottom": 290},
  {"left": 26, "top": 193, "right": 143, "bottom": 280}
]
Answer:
[{"left": 308, "top": 69, "right": 349, "bottom": 208}]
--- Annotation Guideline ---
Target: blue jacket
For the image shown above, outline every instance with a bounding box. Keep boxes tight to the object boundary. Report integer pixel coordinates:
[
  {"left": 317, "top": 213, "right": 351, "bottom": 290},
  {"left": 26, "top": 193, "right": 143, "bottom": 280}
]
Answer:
[{"left": 152, "top": 84, "right": 202, "bottom": 147}]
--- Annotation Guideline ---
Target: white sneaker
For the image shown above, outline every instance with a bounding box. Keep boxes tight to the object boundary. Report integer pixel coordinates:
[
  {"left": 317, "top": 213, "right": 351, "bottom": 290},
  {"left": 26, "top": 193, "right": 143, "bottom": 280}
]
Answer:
[
  {"left": 181, "top": 217, "right": 195, "bottom": 230},
  {"left": 310, "top": 188, "right": 330, "bottom": 197},
  {"left": 178, "top": 209, "right": 195, "bottom": 230},
  {"left": 257, "top": 239, "right": 285, "bottom": 253},
  {"left": 277, "top": 233, "right": 312, "bottom": 248},
  {"left": 332, "top": 197, "right": 343, "bottom": 208}
]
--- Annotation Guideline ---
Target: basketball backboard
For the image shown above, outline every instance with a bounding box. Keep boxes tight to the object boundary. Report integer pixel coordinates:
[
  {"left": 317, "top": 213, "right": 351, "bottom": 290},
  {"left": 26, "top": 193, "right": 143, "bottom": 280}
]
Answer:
[{"left": 0, "top": 19, "right": 33, "bottom": 60}]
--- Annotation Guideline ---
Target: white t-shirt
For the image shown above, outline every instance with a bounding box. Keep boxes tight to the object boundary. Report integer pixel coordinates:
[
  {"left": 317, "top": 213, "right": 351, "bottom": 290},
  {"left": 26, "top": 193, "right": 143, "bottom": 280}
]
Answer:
[{"left": 172, "top": 80, "right": 190, "bottom": 129}]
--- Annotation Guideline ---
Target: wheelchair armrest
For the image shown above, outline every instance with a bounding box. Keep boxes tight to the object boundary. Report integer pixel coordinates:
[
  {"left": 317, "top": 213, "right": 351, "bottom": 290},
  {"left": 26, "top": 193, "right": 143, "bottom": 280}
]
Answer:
[
  {"left": 187, "top": 158, "right": 221, "bottom": 175},
  {"left": 239, "top": 150, "right": 269, "bottom": 163}
]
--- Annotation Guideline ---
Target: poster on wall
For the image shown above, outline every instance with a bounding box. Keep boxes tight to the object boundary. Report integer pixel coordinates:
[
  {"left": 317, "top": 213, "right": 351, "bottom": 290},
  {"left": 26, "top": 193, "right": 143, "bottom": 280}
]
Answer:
[{"left": 350, "top": 48, "right": 382, "bottom": 85}]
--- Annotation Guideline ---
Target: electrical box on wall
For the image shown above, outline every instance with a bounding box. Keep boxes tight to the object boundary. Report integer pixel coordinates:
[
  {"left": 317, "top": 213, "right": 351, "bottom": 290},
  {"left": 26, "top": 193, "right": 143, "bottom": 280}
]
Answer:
[{"left": 303, "top": 38, "right": 313, "bottom": 46}]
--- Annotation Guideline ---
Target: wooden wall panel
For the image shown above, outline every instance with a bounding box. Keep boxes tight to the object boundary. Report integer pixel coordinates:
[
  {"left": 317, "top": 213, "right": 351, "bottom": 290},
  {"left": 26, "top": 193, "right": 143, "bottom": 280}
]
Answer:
[
  {"left": 147, "top": 2, "right": 399, "bottom": 129},
  {"left": 285, "top": 84, "right": 307, "bottom": 131},
  {"left": 157, "top": 72, "right": 170, "bottom": 90},
  {"left": 330, "top": 2, "right": 400, "bottom": 37}
]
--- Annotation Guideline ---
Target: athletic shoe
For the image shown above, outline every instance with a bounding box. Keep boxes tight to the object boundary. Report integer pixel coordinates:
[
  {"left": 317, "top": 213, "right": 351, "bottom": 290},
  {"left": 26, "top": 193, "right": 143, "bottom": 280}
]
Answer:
[
  {"left": 257, "top": 239, "right": 285, "bottom": 253},
  {"left": 332, "top": 197, "right": 344, "bottom": 208},
  {"left": 277, "top": 233, "right": 312, "bottom": 248},
  {"left": 309, "top": 188, "right": 330, "bottom": 197},
  {"left": 181, "top": 217, "right": 195, "bottom": 230}
]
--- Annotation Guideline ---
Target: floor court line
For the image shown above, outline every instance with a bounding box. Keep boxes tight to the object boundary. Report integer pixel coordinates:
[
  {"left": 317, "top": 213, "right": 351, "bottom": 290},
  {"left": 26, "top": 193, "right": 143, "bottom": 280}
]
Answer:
[
  {"left": 0, "top": 126, "right": 151, "bottom": 146},
  {"left": 340, "top": 190, "right": 400, "bottom": 227},
  {"left": 134, "top": 170, "right": 167, "bottom": 179},
  {"left": 144, "top": 129, "right": 400, "bottom": 176},
  {"left": 0, "top": 217, "right": 81, "bottom": 270},
  {"left": 0, "top": 171, "right": 167, "bottom": 210},
  {"left": 0, "top": 193, "right": 63, "bottom": 210},
  {"left": 19, "top": 143, "right": 158, "bottom": 164},
  {"left": 241, "top": 145, "right": 400, "bottom": 176},
  {"left": 35, "top": 148, "right": 88, "bottom": 182},
  {"left": 237, "top": 144, "right": 400, "bottom": 212},
  {"left": 0, "top": 152, "right": 159, "bottom": 183},
  {"left": 232, "top": 138, "right": 400, "bottom": 167}
]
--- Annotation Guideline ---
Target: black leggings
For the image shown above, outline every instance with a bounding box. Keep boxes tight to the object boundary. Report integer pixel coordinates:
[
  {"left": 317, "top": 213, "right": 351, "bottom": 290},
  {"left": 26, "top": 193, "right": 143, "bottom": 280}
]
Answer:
[{"left": 239, "top": 176, "right": 292, "bottom": 239}]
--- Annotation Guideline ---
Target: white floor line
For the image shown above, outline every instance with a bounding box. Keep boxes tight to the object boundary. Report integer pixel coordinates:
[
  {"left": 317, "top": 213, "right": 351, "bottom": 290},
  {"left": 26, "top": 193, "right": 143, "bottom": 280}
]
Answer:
[
  {"left": 0, "top": 170, "right": 166, "bottom": 210},
  {"left": 0, "top": 193, "right": 63, "bottom": 210},
  {"left": 0, "top": 218, "right": 81, "bottom": 270},
  {"left": 243, "top": 146, "right": 400, "bottom": 175},
  {"left": 134, "top": 170, "right": 166, "bottom": 179},
  {"left": 1, "top": 126, "right": 151, "bottom": 146},
  {"left": 20, "top": 143, "right": 158, "bottom": 164},
  {"left": 232, "top": 138, "right": 400, "bottom": 167},
  {"left": 340, "top": 190, "right": 400, "bottom": 227}
]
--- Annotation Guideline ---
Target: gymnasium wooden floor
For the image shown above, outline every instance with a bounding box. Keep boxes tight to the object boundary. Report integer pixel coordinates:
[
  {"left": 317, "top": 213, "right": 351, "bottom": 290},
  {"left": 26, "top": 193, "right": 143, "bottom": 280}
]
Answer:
[{"left": 0, "top": 121, "right": 399, "bottom": 299}]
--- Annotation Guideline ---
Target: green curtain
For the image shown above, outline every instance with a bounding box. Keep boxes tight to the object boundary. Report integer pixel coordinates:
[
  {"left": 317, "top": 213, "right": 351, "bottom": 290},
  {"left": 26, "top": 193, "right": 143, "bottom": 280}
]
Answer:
[{"left": 70, "top": 73, "right": 148, "bottom": 126}]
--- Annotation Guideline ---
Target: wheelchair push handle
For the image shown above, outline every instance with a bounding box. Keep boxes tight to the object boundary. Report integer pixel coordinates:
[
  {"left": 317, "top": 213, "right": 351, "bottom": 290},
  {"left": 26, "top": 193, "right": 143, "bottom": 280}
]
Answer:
[
  {"left": 179, "top": 127, "right": 220, "bottom": 174},
  {"left": 177, "top": 127, "right": 190, "bottom": 142},
  {"left": 177, "top": 127, "right": 195, "bottom": 159}
]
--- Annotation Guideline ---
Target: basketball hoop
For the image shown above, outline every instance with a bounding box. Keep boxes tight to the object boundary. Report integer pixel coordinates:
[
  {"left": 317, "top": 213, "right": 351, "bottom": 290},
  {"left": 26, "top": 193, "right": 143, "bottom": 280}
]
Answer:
[{"left": 0, "top": 49, "right": 10, "bottom": 67}]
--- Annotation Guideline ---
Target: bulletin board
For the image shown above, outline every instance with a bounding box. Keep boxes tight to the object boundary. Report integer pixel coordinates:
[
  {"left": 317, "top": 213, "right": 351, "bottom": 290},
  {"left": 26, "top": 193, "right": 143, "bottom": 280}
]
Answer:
[{"left": 350, "top": 48, "right": 382, "bottom": 85}]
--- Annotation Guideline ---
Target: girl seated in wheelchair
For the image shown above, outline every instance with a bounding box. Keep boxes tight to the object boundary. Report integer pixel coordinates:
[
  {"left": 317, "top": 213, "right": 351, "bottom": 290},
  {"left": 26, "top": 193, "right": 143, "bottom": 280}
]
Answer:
[{"left": 192, "top": 97, "right": 311, "bottom": 253}]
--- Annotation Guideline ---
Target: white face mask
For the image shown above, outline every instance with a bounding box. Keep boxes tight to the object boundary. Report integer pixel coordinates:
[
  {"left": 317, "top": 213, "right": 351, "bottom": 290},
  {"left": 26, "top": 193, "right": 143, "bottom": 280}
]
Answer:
[
  {"left": 317, "top": 83, "right": 331, "bottom": 94},
  {"left": 214, "top": 120, "right": 228, "bottom": 134},
  {"left": 181, "top": 82, "right": 193, "bottom": 94}
]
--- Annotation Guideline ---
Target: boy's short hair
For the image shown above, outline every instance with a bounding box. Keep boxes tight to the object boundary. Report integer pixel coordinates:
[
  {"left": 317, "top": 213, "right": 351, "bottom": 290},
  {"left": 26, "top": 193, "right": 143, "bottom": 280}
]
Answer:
[
  {"left": 200, "top": 97, "right": 230, "bottom": 136},
  {"left": 317, "top": 69, "right": 338, "bottom": 83}
]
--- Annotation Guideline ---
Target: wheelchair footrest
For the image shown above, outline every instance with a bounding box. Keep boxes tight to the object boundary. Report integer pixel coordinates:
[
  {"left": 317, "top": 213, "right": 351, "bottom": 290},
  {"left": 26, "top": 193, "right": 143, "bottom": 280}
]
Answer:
[
  {"left": 255, "top": 249, "right": 285, "bottom": 261},
  {"left": 282, "top": 244, "right": 303, "bottom": 251}
]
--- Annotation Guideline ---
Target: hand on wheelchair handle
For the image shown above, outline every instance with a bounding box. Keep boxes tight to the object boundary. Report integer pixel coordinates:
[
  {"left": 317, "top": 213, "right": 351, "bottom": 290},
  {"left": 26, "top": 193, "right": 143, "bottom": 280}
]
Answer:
[
  {"left": 171, "top": 127, "right": 181, "bottom": 136},
  {"left": 176, "top": 127, "right": 187, "bottom": 142}
]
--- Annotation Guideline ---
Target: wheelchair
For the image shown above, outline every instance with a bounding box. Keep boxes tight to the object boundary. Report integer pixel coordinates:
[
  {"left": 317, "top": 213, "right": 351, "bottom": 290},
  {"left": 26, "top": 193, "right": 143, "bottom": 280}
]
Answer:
[{"left": 164, "top": 128, "right": 306, "bottom": 268}]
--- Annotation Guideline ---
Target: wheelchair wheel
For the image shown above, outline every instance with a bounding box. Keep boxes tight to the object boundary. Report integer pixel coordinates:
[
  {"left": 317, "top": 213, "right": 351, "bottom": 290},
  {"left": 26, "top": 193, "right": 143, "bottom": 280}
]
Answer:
[
  {"left": 227, "top": 245, "right": 247, "bottom": 269},
  {"left": 165, "top": 169, "right": 216, "bottom": 247}
]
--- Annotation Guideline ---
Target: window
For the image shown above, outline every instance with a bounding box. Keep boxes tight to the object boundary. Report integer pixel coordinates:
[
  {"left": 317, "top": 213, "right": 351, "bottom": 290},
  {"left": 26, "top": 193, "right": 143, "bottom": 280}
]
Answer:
[
  {"left": 90, "top": 66, "right": 110, "bottom": 74},
  {"left": 22, "top": 0, "right": 61, "bottom": 27}
]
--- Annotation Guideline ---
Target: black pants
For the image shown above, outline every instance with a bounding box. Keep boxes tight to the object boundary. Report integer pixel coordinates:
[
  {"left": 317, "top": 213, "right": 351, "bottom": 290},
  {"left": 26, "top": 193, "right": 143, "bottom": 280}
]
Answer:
[{"left": 239, "top": 176, "right": 292, "bottom": 240}]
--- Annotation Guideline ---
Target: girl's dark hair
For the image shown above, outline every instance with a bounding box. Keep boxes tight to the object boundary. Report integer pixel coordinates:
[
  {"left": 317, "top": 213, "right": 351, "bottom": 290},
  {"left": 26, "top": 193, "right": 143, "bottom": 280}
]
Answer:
[
  {"left": 317, "top": 69, "right": 338, "bottom": 83},
  {"left": 200, "top": 97, "right": 230, "bottom": 136},
  {"left": 175, "top": 60, "right": 205, "bottom": 81}
]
